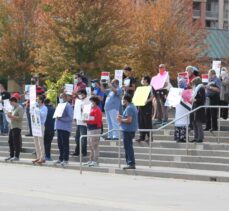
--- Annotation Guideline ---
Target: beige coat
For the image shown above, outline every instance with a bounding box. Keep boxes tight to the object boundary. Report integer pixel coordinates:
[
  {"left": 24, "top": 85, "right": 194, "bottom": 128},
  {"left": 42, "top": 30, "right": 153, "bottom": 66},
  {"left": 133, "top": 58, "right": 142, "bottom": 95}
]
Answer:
[{"left": 220, "top": 75, "right": 229, "bottom": 101}]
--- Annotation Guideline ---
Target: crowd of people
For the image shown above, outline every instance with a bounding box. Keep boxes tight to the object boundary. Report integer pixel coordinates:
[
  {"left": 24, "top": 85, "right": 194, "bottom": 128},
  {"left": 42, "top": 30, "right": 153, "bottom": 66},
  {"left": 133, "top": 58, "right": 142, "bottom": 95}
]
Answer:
[{"left": 1, "top": 64, "right": 229, "bottom": 170}]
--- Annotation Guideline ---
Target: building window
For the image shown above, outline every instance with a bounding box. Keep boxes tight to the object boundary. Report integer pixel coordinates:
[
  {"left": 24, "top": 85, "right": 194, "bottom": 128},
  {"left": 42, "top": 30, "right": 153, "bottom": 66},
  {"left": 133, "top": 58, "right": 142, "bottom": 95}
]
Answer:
[
  {"left": 224, "top": 21, "right": 229, "bottom": 30},
  {"left": 206, "top": 20, "right": 218, "bottom": 28}
]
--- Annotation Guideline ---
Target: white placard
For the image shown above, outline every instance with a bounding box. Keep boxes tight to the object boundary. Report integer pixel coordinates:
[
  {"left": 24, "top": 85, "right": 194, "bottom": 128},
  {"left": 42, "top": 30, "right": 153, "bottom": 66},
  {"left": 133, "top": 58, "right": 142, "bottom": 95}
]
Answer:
[
  {"left": 53, "top": 103, "right": 67, "bottom": 118},
  {"left": 212, "top": 60, "right": 221, "bottom": 77},
  {"left": 82, "top": 104, "right": 92, "bottom": 120},
  {"left": 25, "top": 85, "right": 30, "bottom": 100},
  {"left": 29, "top": 85, "right": 36, "bottom": 109},
  {"left": 165, "top": 88, "right": 183, "bottom": 107},
  {"left": 115, "top": 70, "right": 123, "bottom": 87},
  {"left": 31, "top": 107, "right": 42, "bottom": 137},
  {"left": 3, "top": 99, "right": 13, "bottom": 112},
  {"left": 74, "top": 99, "right": 83, "bottom": 120},
  {"left": 65, "top": 84, "right": 74, "bottom": 95},
  {"left": 124, "top": 78, "right": 131, "bottom": 87},
  {"left": 86, "top": 87, "right": 91, "bottom": 97}
]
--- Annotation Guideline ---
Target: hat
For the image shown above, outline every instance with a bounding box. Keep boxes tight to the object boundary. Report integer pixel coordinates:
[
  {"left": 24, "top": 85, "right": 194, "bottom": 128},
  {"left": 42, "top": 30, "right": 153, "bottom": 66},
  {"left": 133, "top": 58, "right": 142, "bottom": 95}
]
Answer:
[{"left": 123, "top": 66, "right": 132, "bottom": 71}]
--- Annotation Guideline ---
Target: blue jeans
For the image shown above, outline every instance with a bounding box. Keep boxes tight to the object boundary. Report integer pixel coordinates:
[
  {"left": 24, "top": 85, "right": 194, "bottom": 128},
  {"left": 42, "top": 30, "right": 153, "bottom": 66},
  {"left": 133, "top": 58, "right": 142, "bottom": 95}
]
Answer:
[
  {"left": 75, "top": 125, "right": 87, "bottom": 156},
  {"left": 57, "top": 130, "right": 70, "bottom": 162},
  {"left": 0, "top": 111, "right": 8, "bottom": 134},
  {"left": 123, "top": 131, "right": 136, "bottom": 166}
]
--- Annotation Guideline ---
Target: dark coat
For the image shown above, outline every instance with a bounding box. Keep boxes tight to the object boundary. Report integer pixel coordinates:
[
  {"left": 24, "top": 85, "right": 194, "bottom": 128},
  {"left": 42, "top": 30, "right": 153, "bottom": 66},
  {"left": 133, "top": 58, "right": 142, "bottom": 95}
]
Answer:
[{"left": 191, "top": 86, "right": 205, "bottom": 122}]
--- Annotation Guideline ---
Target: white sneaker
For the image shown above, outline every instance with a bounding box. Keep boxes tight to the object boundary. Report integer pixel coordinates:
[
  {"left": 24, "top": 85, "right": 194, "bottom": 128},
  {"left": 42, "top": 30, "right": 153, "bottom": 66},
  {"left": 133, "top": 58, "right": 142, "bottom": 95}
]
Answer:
[
  {"left": 61, "top": 161, "right": 68, "bottom": 167},
  {"left": 10, "top": 157, "right": 19, "bottom": 161},
  {"left": 5, "top": 156, "right": 12, "bottom": 162},
  {"left": 54, "top": 160, "right": 62, "bottom": 165},
  {"left": 82, "top": 161, "right": 92, "bottom": 166},
  {"left": 89, "top": 161, "right": 98, "bottom": 167}
]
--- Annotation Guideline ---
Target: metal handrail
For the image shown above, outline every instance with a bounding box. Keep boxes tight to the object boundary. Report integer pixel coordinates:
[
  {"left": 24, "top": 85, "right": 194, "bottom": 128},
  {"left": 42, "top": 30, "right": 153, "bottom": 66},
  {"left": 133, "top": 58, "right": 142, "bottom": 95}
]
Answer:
[{"left": 79, "top": 105, "right": 229, "bottom": 174}]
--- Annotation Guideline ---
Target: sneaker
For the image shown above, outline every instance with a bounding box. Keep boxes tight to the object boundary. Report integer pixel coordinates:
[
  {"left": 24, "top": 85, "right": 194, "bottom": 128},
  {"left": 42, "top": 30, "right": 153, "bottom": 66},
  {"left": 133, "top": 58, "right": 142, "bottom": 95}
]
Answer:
[
  {"left": 162, "top": 121, "right": 168, "bottom": 125},
  {"left": 10, "top": 157, "right": 19, "bottom": 161},
  {"left": 123, "top": 165, "right": 136, "bottom": 170},
  {"left": 89, "top": 161, "right": 98, "bottom": 167},
  {"left": 54, "top": 160, "right": 62, "bottom": 165},
  {"left": 45, "top": 157, "right": 53, "bottom": 161},
  {"left": 61, "top": 161, "right": 68, "bottom": 167},
  {"left": 154, "top": 120, "right": 162, "bottom": 125},
  {"left": 5, "top": 156, "right": 12, "bottom": 162},
  {"left": 82, "top": 161, "right": 92, "bottom": 166},
  {"left": 25, "top": 133, "right": 32, "bottom": 137},
  {"left": 70, "top": 152, "right": 79, "bottom": 156}
]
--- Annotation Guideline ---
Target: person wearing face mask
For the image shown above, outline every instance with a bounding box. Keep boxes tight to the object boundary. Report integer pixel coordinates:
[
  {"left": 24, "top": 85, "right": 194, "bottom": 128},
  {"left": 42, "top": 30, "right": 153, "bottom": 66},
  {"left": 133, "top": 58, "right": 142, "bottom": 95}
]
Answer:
[
  {"left": 219, "top": 67, "right": 229, "bottom": 119},
  {"left": 54, "top": 93, "right": 73, "bottom": 167},
  {"left": 104, "top": 79, "right": 122, "bottom": 140},
  {"left": 117, "top": 94, "right": 138, "bottom": 170},
  {"left": 83, "top": 96, "right": 102, "bottom": 167},
  {"left": 91, "top": 79, "right": 105, "bottom": 111},
  {"left": 154, "top": 64, "right": 171, "bottom": 125},
  {"left": 72, "top": 74, "right": 87, "bottom": 105},
  {"left": 122, "top": 66, "right": 136, "bottom": 97},
  {"left": 204, "top": 69, "right": 221, "bottom": 131},
  {"left": 189, "top": 77, "right": 205, "bottom": 143},
  {"left": 32, "top": 95, "right": 48, "bottom": 164},
  {"left": 72, "top": 89, "right": 89, "bottom": 157},
  {"left": 4, "top": 97, "right": 24, "bottom": 162},
  {"left": 136, "top": 76, "right": 154, "bottom": 143}
]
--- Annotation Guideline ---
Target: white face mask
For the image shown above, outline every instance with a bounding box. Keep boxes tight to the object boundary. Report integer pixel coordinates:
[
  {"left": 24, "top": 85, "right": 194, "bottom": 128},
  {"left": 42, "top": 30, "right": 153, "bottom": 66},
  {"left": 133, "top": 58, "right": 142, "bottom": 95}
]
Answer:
[
  {"left": 59, "top": 99, "right": 64, "bottom": 103},
  {"left": 91, "top": 83, "right": 95, "bottom": 88},
  {"left": 121, "top": 99, "right": 125, "bottom": 106},
  {"left": 141, "top": 80, "right": 145, "bottom": 85},
  {"left": 74, "top": 79, "right": 79, "bottom": 84},
  {"left": 78, "top": 95, "right": 83, "bottom": 99}
]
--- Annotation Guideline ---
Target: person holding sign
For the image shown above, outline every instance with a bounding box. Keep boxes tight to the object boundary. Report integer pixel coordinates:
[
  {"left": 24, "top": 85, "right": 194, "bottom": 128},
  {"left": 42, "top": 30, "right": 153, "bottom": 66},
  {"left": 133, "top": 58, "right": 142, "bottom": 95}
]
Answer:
[
  {"left": 136, "top": 76, "right": 153, "bottom": 143},
  {"left": 55, "top": 93, "right": 73, "bottom": 167},
  {"left": 72, "top": 74, "right": 87, "bottom": 106},
  {"left": 154, "top": 64, "right": 171, "bottom": 125},
  {"left": 72, "top": 90, "right": 89, "bottom": 157},
  {"left": 32, "top": 96, "right": 48, "bottom": 164},
  {"left": 122, "top": 66, "right": 136, "bottom": 97},
  {"left": 83, "top": 96, "right": 102, "bottom": 167},
  {"left": 5, "top": 97, "right": 24, "bottom": 162}
]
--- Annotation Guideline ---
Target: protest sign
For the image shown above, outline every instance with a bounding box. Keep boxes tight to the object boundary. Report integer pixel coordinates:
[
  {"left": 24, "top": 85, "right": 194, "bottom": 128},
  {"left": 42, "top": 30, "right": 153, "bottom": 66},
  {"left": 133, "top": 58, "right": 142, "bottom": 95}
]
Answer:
[
  {"left": 151, "top": 72, "right": 168, "bottom": 90},
  {"left": 165, "top": 88, "right": 183, "bottom": 107},
  {"left": 29, "top": 85, "right": 36, "bottom": 109},
  {"left": 65, "top": 84, "right": 74, "bottom": 95},
  {"left": 101, "top": 72, "right": 110, "bottom": 82},
  {"left": 212, "top": 60, "right": 221, "bottom": 77},
  {"left": 31, "top": 107, "right": 42, "bottom": 137},
  {"left": 86, "top": 87, "right": 91, "bottom": 97},
  {"left": 115, "top": 70, "right": 123, "bottom": 87},
  {"left": 25, "top": 85, "right": 30, "bottom": 100},
  {"left": 53, "top": 103, "right": 67, "bottom": 118},
  {"left": 132, "top": 86, "right": 151, "bottom": 106},
  {"left": 82, "top": 104, "right": 92, "bottom": 120},
  {"left": 201, "top": 74, "right": 208, "bottom": 84}
]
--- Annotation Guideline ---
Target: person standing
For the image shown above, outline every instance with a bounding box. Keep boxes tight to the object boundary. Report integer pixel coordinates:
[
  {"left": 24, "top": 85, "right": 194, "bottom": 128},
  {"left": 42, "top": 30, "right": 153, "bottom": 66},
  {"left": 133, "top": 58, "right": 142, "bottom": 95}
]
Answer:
[
  {"left": 84, "top": 96, "right": 103, "bottom": 167},
  {"left": 72, "top": 74, "right": 87, "bottom": 105},
  {"left": 5, "top": 97, "right": 24, "bottom": 161},
  {"left": 44, "top": 99, "right": 55, "bottom": 161},
  {"left": 32, "top": 96, "right": 48, "bottom": 164},
  {"left": 0, "top": 83, "right": 11, "bottom": 135},
  {"left": 55, "top": 93, "right": 73, "bottom": 167},
  {"left": 136, "top": 76, "right": 153, "bottom": 142},
  {"left": 154, "top": 64, "right": 171, "bottom": 125},
  {"left": 104, "top": 79, "right": 122, "bottom": 140},
  {"left": 91, "top": 79, "right": 105, "bottom": 111},
  {"left": 122, "top": 66, "right": 136, "bottom": 97},
  {"left": 205, "top": 69, "right": 221, "bottom": 131},
  {"left": 117, "top": 94, "right": 138, "bottom": 170},
  {"left": 72, "top": 89, "right": 89, "bottom": 157},
  {"left": 189, "top": 77, "right": 205, "bottom": 143}
]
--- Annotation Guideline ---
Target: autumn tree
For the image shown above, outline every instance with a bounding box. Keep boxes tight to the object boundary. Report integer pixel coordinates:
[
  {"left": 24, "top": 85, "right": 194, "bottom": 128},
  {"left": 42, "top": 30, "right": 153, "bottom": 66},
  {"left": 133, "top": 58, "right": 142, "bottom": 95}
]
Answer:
[
  {"left": 0, "top": 0, "right": 39, "bottom": 80},
  {"left": 34, "top": 0, "right": 133, "bottom": 79},
  {"left": 129, "top": 0, "right": 207, "bottom": 78}
]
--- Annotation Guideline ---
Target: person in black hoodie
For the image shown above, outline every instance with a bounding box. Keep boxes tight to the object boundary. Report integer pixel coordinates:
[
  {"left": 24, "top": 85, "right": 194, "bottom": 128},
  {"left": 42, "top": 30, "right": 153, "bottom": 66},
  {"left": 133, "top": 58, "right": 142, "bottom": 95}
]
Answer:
[
  {"left": 44, "top": 99, "right": 55, "bottom": 161},
  {"left": 189, "top": 77, "right": 206, "bottom": 143}
]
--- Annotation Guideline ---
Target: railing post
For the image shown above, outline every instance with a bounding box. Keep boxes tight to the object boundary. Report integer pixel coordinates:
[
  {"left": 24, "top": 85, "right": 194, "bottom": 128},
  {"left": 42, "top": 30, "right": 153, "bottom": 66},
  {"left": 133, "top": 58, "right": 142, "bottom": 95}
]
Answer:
[
  {"left": 80, "top": 136, "right": 82, "bottom": 174},
  {"left": 218, "top": 107, "right": 221, "bottom": 144},
  {"left": 118, "top": 130, "right": 121, "bottom": 168},
  {"left": 186, "top": 115, "right": 189, "bottom": 155},
  {"left": 149, "top": 130, "right": 152, "bottom": 168}
]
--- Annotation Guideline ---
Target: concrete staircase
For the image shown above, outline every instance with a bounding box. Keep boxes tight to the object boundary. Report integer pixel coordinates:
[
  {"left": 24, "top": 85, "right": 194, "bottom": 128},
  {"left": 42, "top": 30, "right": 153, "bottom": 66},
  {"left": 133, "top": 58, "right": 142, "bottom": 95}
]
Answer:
[{"left": 1, "top": 117, "right": 229, "bottom": 182}]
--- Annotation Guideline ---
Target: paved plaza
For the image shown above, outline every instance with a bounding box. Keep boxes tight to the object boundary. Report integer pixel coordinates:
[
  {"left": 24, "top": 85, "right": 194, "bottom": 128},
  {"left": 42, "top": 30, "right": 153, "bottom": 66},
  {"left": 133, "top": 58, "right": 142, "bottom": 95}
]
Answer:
[{"left": 0, "top": 163, "right": 229, "bottom": 211}]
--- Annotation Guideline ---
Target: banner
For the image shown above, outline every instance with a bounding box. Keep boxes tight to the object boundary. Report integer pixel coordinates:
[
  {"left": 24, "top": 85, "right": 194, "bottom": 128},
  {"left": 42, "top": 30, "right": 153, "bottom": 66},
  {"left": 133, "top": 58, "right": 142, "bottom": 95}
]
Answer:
[
  {"left": 53, "top": 103, "right": 67, "bottom": 118},
  {"left": 29, "top": 85, "right": 36, "bottom": 109},
  {"left": 74, "top": 98, "right": 90, "bottom": 120},
  {"left": 65, "top": 84, "right": 74, "bottom": 95},
  {"left": 31, "top": 107, "right": 42, "bottom": 137},
  {"left": 3, "top": 99, "right": 12, "bottom": 123},
  {"left": 132, "top": 86, "right": 151, "bottom": 106},
  {"left": 101, "top": 72, "right": 110, "bottom": 82},
  {"left": 115, "top": 70, "right": 123, "bottom": 87},
  {"left": 151, "top": 72, "right": 168, "bottom": 90},
  {"left": 212, "top": 60, "right": 221, "bottom": 77},
  {"left": 165, "top": 88, "right": 183, "bottom": 107}
]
